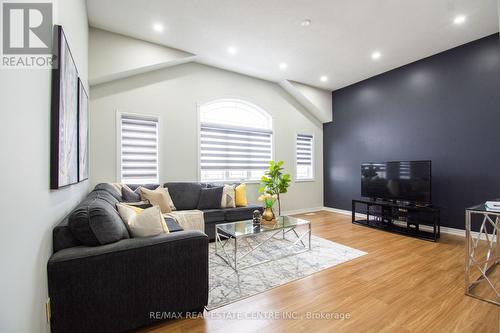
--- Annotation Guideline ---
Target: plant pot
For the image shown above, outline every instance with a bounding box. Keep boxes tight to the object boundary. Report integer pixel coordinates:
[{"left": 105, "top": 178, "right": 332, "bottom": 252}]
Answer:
[{"left": 261, "top": 207, "right": 276, "bottom": 224}]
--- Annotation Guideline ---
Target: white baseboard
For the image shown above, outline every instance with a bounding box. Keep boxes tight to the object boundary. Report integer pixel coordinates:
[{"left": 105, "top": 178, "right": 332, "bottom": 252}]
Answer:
[
  {"left": 315, "top": 207, "right": 494, "bottom": 241},
  {"left": 281, "top": 207, "right": 325, "bottom": 216},
  {"left": 321, "top": 207, "right": 365, "bottom": 218}
]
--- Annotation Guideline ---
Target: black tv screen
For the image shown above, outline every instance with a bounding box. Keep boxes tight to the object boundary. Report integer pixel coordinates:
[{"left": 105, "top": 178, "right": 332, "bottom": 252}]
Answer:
[{"left": 361, "top": 161, "right": 431, "bottom": 204}]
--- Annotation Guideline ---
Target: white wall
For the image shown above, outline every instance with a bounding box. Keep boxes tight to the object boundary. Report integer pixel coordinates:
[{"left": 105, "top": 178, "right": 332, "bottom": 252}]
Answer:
[
  {"left": 90, "top": 62, "right": 324, "bottom": 212},
  {"left": 89, "top": 27, "right": 194, "bottom": 85},
  {"left": 0, "top": 1, "right": 89, "bottom": 332},
  {"left": 290, "top": 81, "right": 333, "bottom": 123}
]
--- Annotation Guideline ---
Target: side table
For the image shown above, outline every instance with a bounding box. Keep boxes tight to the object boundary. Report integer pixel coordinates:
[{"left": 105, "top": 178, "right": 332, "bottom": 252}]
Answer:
[{"left": 465, "top": 204, "right": 500, "bottom": 306}]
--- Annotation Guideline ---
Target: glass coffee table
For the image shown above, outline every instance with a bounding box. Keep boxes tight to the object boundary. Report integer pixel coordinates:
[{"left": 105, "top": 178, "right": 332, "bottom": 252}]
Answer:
[{"left": 215, "top": 216, "right": 311, "bottom": 272}]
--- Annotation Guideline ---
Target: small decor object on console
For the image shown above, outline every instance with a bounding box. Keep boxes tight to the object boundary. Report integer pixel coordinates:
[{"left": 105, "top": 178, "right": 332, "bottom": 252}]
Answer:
[
  {"left": 259, "top": 160, "right": 291, "bottom": 216},
  {"left": 258, "top": 193, "right": 277, "bottom": 224}
]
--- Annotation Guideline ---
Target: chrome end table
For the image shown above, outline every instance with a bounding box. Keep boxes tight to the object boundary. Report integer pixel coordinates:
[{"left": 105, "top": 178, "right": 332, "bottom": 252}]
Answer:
[{"left": 465, "top": 204, "right": 500, "bottom": 306}]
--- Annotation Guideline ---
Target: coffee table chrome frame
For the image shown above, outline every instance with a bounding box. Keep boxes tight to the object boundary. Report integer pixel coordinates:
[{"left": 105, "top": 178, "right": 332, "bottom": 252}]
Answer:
[
  {"left": 465, "top": 209, "right": 500, "bottom": 306},
  {"left": 215, "top": 222, "right": 312, "bottom": 272}
]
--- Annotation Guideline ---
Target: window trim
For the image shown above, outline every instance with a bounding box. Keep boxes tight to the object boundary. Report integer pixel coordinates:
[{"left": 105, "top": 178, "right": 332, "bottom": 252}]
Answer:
[
  {"left": 295, "top": 132, "right": 315, "bottom": 182},
  {"left": 196, "top": 99, "right": 274, "bottom": 183},
  {"left": 116, "top": 110, "right": 160, "bottom": 184}
]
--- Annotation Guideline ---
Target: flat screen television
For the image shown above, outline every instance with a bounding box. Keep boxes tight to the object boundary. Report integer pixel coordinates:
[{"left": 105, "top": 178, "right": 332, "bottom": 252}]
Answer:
[{"left": 361, "top": 161, "right": 431, "bottom": 204}]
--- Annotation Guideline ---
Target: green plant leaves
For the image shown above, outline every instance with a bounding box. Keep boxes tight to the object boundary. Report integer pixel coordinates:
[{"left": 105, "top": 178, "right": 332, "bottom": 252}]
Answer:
[{"left": 259, "top": 160, "right": 291, "bottom": 196}]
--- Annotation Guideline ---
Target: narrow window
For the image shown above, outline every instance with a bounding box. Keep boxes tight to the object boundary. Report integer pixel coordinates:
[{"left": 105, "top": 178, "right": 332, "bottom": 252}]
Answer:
[
  {"left": 118, "top": 113, "right": 159, "bottom": 184},
  {"left": 296, "top": 134, "right": 314, "bottom": 180}
]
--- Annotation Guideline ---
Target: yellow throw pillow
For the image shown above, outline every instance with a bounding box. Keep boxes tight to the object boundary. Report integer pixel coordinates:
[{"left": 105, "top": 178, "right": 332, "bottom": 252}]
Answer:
[
  {"left": 116, "top": 204, "right": 169, "bottom": 237},
  {"left": 235, "top": 183, "right": 248, "bottom": 207},
  {"left": 140, "top": 186, "right": 172, "bottom": 214}
]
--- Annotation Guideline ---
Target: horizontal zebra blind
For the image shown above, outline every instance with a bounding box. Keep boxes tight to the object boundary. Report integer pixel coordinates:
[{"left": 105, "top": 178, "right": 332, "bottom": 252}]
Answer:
[
  {"left": 200, "top": 123, "right": 272, "bottom": 180},
  {"left": 119, "top": 114, "right": 159, "bottom": 184},
  {"left": 296, "top": 134, "right": 313, "bottom": 180}
]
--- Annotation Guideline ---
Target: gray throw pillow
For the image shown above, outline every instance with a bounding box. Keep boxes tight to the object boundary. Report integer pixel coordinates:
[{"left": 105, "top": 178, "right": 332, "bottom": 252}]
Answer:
[
  {"left": 121, "top": 185, "right": 141, "bottom": 202},
  {"left": 197, "top": 187, "right": 223, "bottom": 210}
]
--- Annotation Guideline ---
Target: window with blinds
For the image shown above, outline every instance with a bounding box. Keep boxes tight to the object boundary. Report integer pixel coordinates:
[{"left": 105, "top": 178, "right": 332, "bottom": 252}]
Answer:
[
  {"left": 119, "top": 114, "right": 159, "bottom": 184},
  {"left": 296, "top": 134, "right": 314, "bottom": 180},
  {"left": 199, "top": 99, "right": 273, "bottom": 181}
]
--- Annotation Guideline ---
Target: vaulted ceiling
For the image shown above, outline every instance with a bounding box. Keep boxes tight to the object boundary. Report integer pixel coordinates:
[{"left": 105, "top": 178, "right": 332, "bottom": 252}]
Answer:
[{"left": 86, "top": 0, "right": 499, "bottom": 90}]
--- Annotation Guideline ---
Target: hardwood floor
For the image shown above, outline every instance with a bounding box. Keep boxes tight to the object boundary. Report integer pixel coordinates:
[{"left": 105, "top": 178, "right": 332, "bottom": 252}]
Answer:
[{"left": 140, "top": 211, "right": 499, "bottom": 333}]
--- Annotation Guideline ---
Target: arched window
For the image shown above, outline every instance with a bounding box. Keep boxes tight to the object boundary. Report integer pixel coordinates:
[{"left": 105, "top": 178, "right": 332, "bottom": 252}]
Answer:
[{"left": 199, "top": 99, "right": 273, "bottom": 182}]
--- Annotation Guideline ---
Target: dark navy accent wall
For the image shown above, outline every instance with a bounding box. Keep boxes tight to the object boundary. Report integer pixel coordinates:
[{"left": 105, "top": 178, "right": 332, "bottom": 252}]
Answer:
[{"left": 323, "top": 33, "right": 500, "bottom": 230}]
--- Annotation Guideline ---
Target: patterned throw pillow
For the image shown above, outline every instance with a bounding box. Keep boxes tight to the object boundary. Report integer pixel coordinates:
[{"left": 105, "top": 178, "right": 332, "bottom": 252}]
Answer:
[
  {"left": 121, "top": 184, "right": 142, "bottom": 202},
  {"left": 221, "top": 184, "right": 236, "bottom": 208},
  {"left": 116, "top": 204, "right": 169, "bottom": 237}
]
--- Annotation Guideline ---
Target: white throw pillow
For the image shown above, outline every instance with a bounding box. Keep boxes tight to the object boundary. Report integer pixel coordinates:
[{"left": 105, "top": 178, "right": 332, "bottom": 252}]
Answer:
[
  {"left": 140, "top": 186, "right": 176, "bottom": 213},
  {"left": 117, "top": 204, "right": 169, "bottom": 238},
  {"left": 221, "top": 184, "right": 236, "bottom": 208}
]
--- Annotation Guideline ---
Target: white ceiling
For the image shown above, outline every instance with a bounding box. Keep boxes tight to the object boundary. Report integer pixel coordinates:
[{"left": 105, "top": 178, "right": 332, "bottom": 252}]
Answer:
[{"left": 86, "top": 0, "right": 499, "bottom": 91}]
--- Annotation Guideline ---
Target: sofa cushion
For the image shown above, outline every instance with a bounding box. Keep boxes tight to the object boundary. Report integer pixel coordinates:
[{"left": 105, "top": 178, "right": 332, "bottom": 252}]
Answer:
[
  {"left": 53, "top": 218, "right": 81, "bottom": 252},
  {"left": 202, "top": 209, "right": 225, "bottom": 223},
  {"left": 164, "top": 182, "right": 203, "bottom": 210},
  {"left": 93, "top": 183, "right": 123, "bottom": 201},
  {"left": 88, "top": 189, "right": 120, "bottom": 206},
  {"left": 197, "top": 187, "right": 223, "bottom": 210},
  {"left": 223, "top": 204, "right": 263, "bottom": 222},
  {"left": 68, "top": 191, "right": 130, "bottom": 246}
]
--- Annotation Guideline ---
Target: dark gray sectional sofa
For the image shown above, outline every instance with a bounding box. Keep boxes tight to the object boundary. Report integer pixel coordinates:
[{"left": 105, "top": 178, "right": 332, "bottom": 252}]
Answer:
[
  {"left": 147, "top": 182, "right": 262, "bottom": 240},
  {"left": 47, "top": 182, "right": 262, "bottom": 333}
]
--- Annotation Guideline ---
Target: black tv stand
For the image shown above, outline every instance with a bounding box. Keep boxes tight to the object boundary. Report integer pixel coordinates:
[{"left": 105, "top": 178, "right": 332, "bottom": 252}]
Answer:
[{"left": 352, "top": 199, "right": 440, "bottom": 241}]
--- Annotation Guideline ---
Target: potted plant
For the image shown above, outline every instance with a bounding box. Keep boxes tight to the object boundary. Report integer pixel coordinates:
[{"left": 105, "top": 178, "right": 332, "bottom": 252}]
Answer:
[
  {"left": 258, "top": 193, "right": 278, "bottom": 223},
  {"left": 259, "top": 160, "right": 291, "bottom": 217}
]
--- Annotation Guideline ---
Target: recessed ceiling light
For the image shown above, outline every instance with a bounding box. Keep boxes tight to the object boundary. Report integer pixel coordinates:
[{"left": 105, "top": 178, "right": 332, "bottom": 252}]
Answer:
[
  {"left": 453, "top": 15, "right": 466, "bottom": 25},
  {"left": 227, "top": 46, "right": 238, "bottom": 55},
  {"left": 320, "top": 75, "right": 328, "bottom": 82},
  {"left": 301, "top": 19, "right": 311, "bottom": 27},
  {"left": 371, "top": 51, "right": 382, "bottom": 60},
  {"left": 279, "top": 62, "right": 287, "bottom": 70},
  {"left": 153, "top": 23, "right": 164, "bottom": 32}
]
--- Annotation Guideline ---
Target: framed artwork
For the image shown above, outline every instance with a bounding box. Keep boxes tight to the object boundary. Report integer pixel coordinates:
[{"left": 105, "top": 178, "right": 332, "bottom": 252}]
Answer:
[
  {"left": 78, "top": 78, "right": 89, "bottom": 182},
  {"left": 51, "top": 25, "right": 79, "bottom": 189}
]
